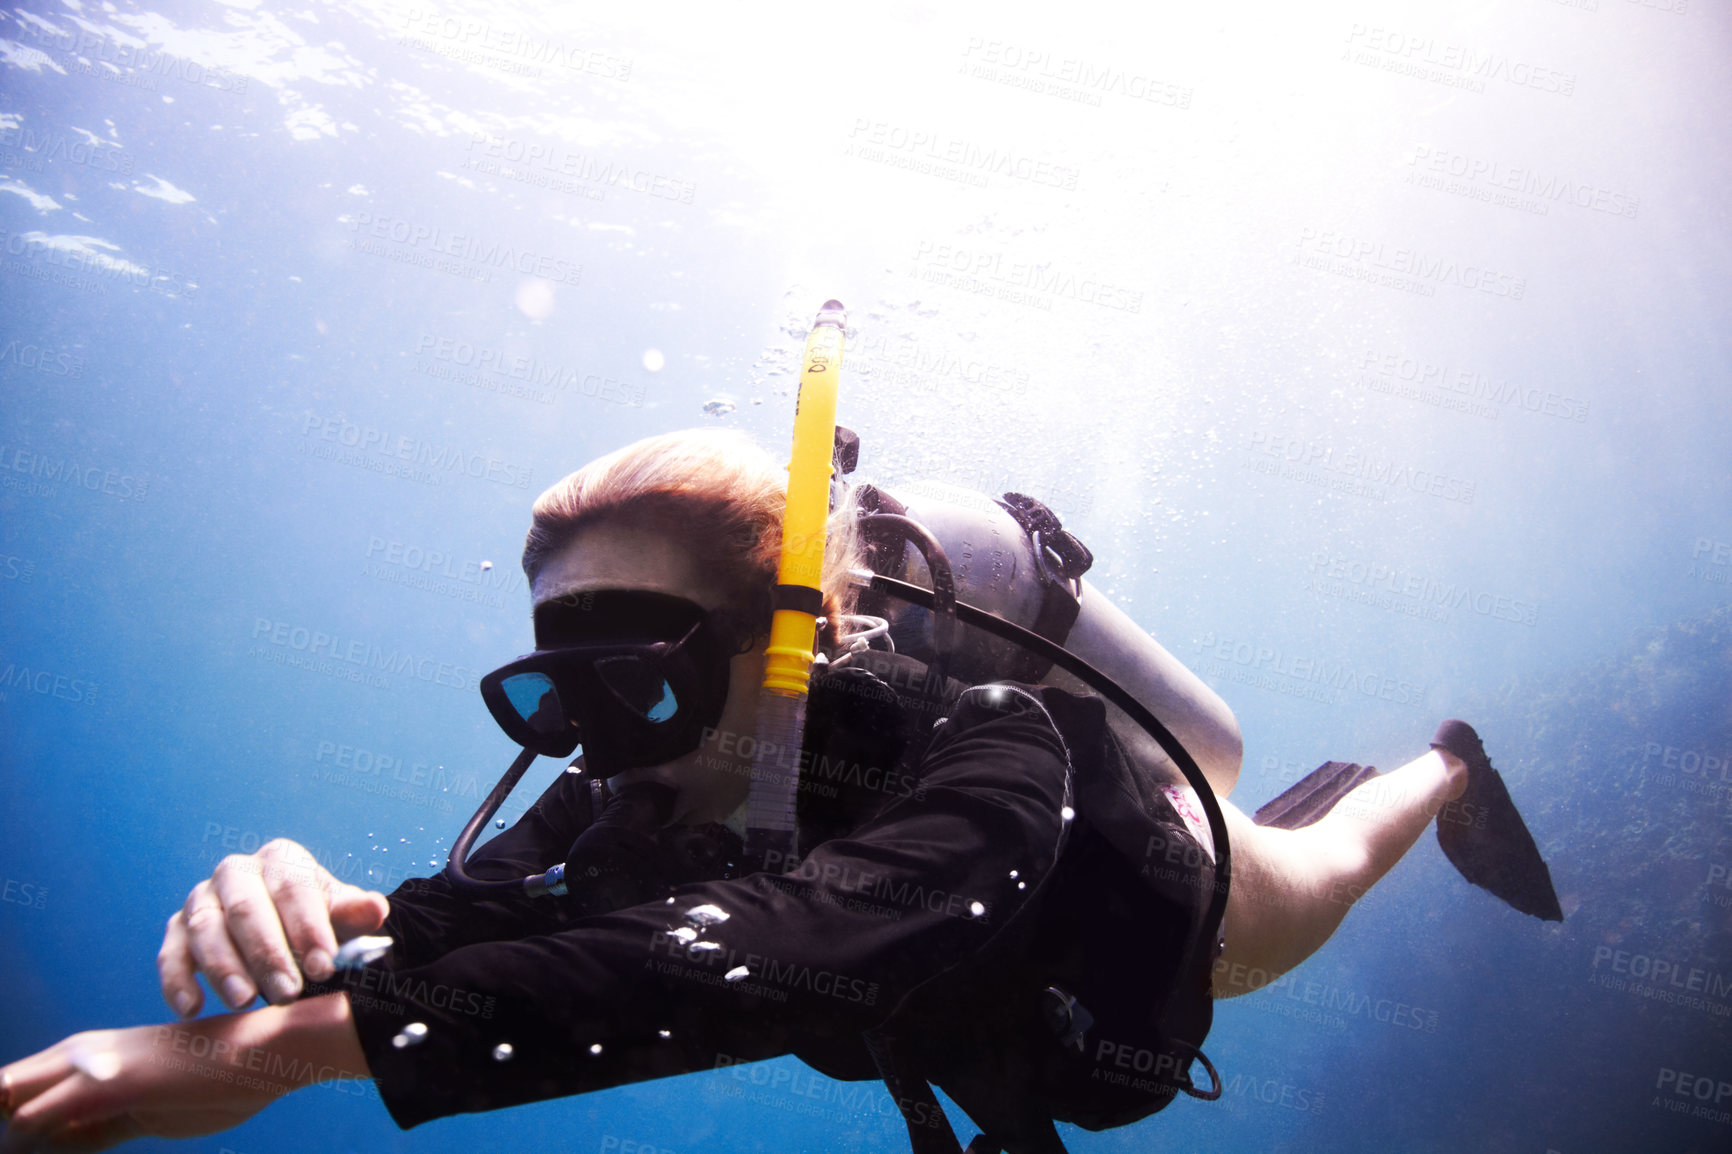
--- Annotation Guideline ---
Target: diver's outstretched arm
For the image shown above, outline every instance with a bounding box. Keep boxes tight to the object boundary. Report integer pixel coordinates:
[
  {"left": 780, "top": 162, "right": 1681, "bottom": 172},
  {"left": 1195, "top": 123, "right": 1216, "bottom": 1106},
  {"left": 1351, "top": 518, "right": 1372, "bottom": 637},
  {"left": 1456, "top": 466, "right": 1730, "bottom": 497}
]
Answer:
[
  {"left": 1212, "top": 748, "right": 1467, "bottom": 999},
  {"left": 0, "top": 994, "right": 365, "bottom": 1151}
]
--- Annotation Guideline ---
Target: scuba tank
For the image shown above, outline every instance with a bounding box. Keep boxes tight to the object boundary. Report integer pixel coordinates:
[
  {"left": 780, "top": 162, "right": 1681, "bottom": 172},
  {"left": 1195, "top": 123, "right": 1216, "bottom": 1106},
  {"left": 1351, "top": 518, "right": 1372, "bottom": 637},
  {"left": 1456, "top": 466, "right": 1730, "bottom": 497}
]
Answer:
[{"left": 848, "top": 475, "right": 1243, "bottom": 807}]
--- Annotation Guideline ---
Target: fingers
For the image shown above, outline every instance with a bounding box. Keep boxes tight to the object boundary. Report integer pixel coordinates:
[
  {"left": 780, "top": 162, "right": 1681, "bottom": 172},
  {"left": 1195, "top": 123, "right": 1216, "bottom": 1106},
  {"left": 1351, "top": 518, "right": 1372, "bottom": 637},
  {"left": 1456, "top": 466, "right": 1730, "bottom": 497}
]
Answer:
[
  {"left": 180, "top": 880, "right": 258, "bottom": 1011},
  {"left": 160, "top": 838, "right": 386, "bottom": 1016},
  {"left": 209, "top": 857, "right": 301, "bottom": 1006},
  {"left": 328, "top": 885, "right": 391, "bottom": 940},
  {"left": 0, "top": 1067, "right": 129, "bottom": 1154},
  {"left": 0, "top": 1040, "right": 120, "bottom": 1154},
  {"left": 1, "top": 1037, "right": 80, "bottom": 1112},
  {"left": 256, "top": 841, "right": 339, "bottom": 984},
  {"left": 155, "top": 912, "right": 202, "bottom": 1020}
]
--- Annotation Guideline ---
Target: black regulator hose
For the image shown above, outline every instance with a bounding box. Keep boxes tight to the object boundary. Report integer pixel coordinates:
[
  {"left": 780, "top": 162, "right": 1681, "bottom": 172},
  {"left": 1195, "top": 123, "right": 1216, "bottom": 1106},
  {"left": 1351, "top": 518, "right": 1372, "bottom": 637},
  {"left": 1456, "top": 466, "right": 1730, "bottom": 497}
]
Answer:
[{"left": 445, "top": 746, "right": 552, "bottom": 896}]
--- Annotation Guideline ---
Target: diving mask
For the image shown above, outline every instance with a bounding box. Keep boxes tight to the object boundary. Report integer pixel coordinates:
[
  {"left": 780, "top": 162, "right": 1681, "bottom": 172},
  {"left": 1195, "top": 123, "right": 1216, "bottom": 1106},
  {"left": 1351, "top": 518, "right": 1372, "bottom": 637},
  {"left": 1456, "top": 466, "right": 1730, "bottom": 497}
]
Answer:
[{"left": 480, "top": 589, "right": 734, "bottom": 769}]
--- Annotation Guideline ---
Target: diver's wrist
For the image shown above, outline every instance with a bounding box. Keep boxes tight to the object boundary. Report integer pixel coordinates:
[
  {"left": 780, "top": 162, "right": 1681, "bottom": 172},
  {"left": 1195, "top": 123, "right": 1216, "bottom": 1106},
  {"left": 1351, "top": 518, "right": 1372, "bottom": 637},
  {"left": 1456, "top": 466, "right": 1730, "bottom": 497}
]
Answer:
[
  {"left": 201, "top": 993, "right": 371, "bottom": 1088},
  {"left": 275, "top": 992, "right": 372, "bottom": 1082}
]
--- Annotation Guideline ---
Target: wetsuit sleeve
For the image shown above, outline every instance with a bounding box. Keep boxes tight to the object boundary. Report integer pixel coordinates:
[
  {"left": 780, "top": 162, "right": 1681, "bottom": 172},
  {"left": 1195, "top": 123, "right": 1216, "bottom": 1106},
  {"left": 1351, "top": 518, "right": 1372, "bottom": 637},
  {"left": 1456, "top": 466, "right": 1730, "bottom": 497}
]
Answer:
[
  {"left": 342, "top": 685, "right": 1072, "bottom": 1129},
  {"left": 366, "top": 766, "right": 597, "bottom": 968}
]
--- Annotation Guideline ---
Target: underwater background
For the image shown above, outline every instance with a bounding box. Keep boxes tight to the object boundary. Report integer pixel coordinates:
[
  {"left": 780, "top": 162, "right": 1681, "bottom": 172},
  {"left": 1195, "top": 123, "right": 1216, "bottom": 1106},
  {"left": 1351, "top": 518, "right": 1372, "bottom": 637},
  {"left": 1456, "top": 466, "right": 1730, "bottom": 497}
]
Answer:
[{"left": 2, "top": 1, "right": 1729, "bottom": 1151}]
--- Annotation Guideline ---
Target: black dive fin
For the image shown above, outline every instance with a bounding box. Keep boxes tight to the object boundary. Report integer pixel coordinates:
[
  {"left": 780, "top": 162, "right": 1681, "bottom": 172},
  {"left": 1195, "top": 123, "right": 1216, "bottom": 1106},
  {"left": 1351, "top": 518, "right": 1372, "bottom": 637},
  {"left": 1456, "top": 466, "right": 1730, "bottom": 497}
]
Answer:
[
  {"left": 1431, "top": 719, "right": 1564, "bottom": 922},
  {"left": 1253, "top": 761, "right": 1381, "bottom": 830}
]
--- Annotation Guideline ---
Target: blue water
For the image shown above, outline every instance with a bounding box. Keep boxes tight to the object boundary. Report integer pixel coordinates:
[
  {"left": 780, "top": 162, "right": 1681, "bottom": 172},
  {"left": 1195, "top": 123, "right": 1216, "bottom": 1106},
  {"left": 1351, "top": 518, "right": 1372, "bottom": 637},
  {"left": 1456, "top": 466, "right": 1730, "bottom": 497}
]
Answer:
[{"left": 3, "top": 2, "right": 1729, "bottom": 1151}]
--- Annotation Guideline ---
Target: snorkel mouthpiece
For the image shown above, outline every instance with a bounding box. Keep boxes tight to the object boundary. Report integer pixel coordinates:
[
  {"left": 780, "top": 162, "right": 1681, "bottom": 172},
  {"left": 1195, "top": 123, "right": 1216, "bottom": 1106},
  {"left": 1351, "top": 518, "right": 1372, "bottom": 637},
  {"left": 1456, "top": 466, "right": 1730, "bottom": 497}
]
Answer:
[{"left": 742, "top": 300, "right": 846, "bottom": 870}]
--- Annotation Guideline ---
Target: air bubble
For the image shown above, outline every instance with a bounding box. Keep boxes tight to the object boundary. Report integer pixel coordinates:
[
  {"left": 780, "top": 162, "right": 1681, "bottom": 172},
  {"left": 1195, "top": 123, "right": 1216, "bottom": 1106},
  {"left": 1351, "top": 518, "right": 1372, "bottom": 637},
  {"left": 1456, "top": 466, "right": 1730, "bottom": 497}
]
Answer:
[
  {"left": 393, "top": 1022, "right": 429, "bottom": 1049},
  {"left": 724, "top": 966, "right": 750, "bottom": 982},
  {"left": 1061, "top": 806, "right": 1076, "bottom": 821},
  {"left": 668, "top": 926, "right": 698, "bottom": 944},
  {"left": 685, "top": 903, "right": 730, "bottom": 927},
  {"left": 969, "top": 901, "right": 985, "bottom": 917},
  {"left": 658, "top": 1029, "right": 672, "bottom": 1039},
  {"left": 589, "top": 1042, "right": 604, "bottom": 1055},
  {"left": 492, "top": 1043, "right": 515, "bottom": 1062},
  {"left": 495, "top": 819, "right": 505, "bottom": 829}
]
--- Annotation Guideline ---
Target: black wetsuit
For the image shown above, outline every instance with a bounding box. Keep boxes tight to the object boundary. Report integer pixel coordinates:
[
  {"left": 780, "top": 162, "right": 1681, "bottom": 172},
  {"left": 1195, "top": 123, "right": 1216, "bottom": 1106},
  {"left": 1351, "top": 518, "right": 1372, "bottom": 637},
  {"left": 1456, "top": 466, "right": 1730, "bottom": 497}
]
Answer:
[{"left": 331, "top": 665, "right": 1219, "bottom": 1153}]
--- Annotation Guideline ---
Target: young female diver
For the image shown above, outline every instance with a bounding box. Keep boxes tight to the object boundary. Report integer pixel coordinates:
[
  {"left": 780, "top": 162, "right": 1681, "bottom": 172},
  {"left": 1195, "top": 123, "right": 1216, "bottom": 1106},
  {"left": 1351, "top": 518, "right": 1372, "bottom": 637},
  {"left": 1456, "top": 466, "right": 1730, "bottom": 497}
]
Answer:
[{"left": 0, "top": 428, "right": 1558, "bottom": 1154}]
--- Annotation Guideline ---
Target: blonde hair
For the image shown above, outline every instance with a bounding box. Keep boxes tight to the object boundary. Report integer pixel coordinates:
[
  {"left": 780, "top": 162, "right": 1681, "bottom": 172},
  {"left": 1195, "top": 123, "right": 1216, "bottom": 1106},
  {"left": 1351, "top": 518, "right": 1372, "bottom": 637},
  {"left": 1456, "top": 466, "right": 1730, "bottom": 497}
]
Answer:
[{"left": 522, "top": 428, "right": 864, "bottom": 649}]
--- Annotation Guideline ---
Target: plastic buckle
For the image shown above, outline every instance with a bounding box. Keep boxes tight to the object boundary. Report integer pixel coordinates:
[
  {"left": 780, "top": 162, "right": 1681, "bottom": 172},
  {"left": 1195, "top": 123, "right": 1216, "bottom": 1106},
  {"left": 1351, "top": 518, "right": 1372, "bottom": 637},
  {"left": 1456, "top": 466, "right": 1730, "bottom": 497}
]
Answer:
[{"left": 1037, "top": 529, "right": 1094, "bottom": 581}]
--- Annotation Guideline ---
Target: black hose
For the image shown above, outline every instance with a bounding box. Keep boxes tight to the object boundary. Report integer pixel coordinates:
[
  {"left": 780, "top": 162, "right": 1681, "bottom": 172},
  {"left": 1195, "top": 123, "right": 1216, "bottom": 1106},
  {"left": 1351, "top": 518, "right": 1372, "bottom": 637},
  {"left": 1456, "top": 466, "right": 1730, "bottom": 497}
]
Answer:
[{"left": 445, "top": 746, "right": 540, "bottom": 895}]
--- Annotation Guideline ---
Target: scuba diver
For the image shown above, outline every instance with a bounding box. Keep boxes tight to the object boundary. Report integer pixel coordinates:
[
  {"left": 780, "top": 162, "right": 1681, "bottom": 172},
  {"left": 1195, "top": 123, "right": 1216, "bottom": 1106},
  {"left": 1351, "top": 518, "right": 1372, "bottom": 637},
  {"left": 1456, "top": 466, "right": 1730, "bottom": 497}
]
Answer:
[{"left": 0, "top": 306, "right": 1561, "bottom": 1154}]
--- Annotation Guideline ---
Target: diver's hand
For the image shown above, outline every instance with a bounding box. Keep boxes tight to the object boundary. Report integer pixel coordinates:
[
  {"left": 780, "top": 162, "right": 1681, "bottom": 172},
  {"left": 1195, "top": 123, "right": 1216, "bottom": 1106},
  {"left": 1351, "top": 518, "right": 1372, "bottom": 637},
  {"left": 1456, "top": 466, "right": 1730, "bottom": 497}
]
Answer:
[
  {"left": 158, "top": 839, "right": 390, "bottom": 1018},
  {"left": 0, "top": 994, "right": 368, "bottom": 1153}
]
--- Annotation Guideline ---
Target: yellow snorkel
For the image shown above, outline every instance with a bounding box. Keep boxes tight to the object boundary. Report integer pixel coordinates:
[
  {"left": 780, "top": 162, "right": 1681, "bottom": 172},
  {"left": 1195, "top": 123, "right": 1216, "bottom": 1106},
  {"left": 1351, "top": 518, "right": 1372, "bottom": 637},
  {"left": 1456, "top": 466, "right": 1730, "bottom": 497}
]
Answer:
[{"left": 742, "top": 299, "right": 846, "bottom": 871}]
